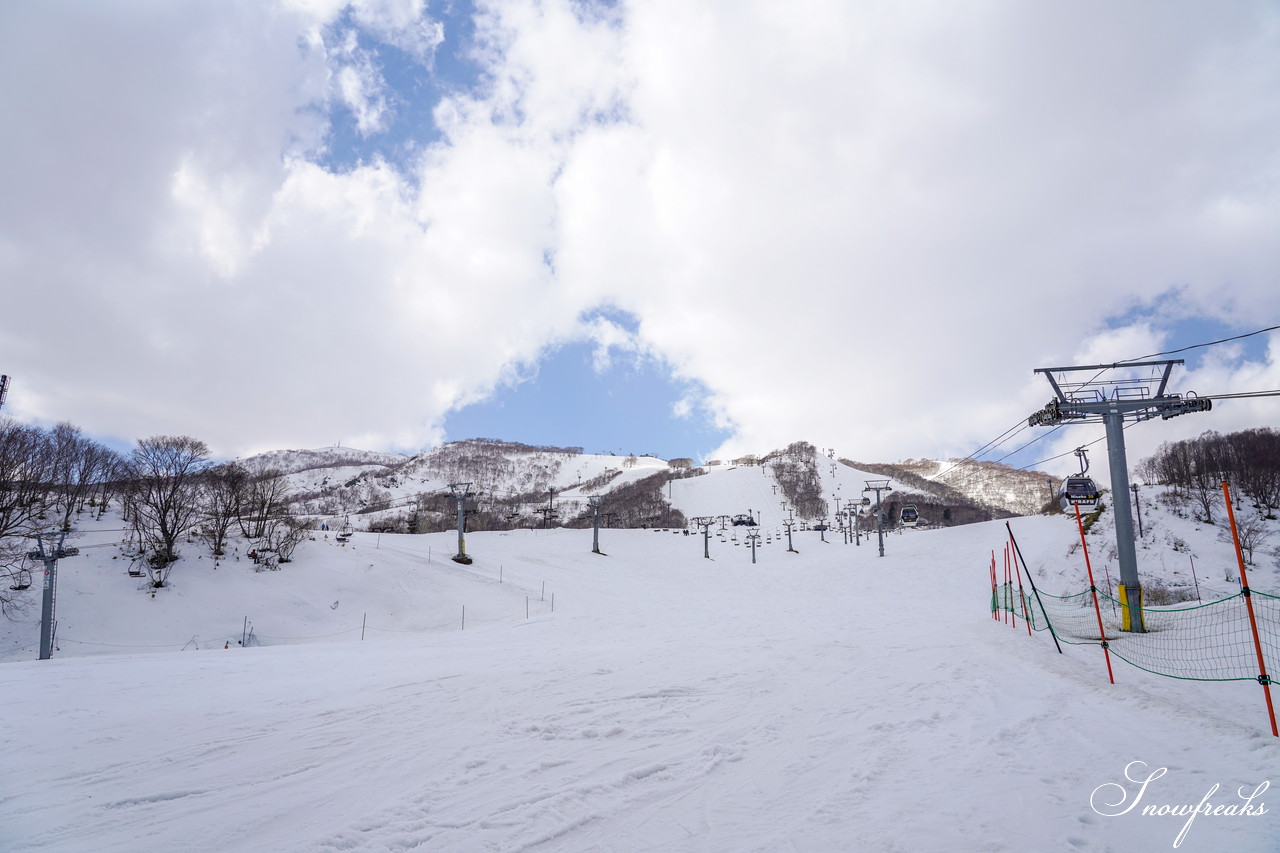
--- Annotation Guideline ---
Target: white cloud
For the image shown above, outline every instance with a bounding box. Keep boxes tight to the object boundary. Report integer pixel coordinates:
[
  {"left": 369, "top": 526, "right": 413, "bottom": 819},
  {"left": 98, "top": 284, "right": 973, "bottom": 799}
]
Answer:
[
  {"left": 1, "top": 0, "right": 1278, "bottom": 467},
  {"left": 551, "top": 0, "right": 1280, "bottom": 463},
  {"left": 332, "top": 30, "right": 391, "bottom": 136},
  {"left": 351, "top": 0, "right": 445, "bottom": 62}
]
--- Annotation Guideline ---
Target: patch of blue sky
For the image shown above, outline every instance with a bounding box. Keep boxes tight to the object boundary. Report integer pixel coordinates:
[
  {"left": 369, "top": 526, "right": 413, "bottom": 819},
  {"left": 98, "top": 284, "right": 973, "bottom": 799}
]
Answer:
[
  {"left": 1102, "top": 292, "right": 1275, "bottom": 368},
  {"left": 441, "top": 337, "right": 730, "bottom": 461},
  {"left": 992, "top": 302, "right": 1279, "bottom": 475},
  {"left": 584, "top": 304, "right": 638, "bottom": 334},
  {"left": 317, "top": 2, "right": 481, "bottom": 174}
]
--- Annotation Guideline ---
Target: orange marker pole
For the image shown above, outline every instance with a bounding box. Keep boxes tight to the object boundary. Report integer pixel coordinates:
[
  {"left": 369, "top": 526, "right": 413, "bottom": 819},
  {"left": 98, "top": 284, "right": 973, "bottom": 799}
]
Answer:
[
  {"left": 1223, "top": 481, "right": 1278, "bottom": 737},
  {"left": 1075, "top": 503, "right": 1114, "bottom": 684}
]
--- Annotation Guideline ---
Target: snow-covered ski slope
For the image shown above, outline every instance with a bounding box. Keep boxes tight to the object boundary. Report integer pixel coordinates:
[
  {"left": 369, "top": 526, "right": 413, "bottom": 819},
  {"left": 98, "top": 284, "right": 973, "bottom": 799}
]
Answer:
[
  {"left": 670, "top": 459, "right": 913, "bottom": 530},
  {"left": 262, "top": 441, "right": 924, "bottom": 526},
  {"left": 2, "top": 512, "right": 1276, "bottom": 852}
]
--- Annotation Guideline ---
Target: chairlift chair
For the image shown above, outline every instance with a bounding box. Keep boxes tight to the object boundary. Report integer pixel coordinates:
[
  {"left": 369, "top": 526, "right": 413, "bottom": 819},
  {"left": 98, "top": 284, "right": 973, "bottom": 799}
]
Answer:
[
  {"left": 1057, "top": 447, "right": 1101, "bottom": 512},
  {"left": 1058, "top": 477, "right": 1101, "bottom": 512},
  {"left": 9, "top": 567, "right": 31, "bottom": 591}
]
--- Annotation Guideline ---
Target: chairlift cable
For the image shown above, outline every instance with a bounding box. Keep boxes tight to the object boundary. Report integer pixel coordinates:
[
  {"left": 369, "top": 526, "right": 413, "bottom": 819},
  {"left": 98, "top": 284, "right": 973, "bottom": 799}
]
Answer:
[
  {"left": 1200, "top": 389, "right": 1280, "bottom": 401},
  {"left": 1065, "top": 325, "right": 1280, "bottom": 397},
  {"left": 928, "top": 417, "right": 1037, "bottom": 481},
  {"left": 992, "top": 423, "right": 1065, "bottom": 466},
  {"left": 1117, "top": 324, "right": 1280, "bottom": 364},
  {"left": 933, "top": 329, "right": 1278, "bottom": 485}
]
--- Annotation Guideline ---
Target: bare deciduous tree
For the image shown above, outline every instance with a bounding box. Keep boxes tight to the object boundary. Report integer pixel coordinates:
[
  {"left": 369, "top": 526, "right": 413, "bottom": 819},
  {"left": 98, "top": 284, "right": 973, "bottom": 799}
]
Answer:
[
  {"left": 47, "top": 423, "right": 120, "bottom": 532},
  {"left": 125, "top": 435, "right": 210, "bottom": 586},
  {"left": 237, "top": 469, "right": 289, "bottom": 540},
  {"left": 0, "top": 421, "right": 60, "bottom": 615},
  {"left": 1222, "top": 514, "right": 1274, "bottom": 566},
  {"left": 203, "top": 463, "right": 248, "bottom": 556},
  {"left": 264, "top": 516, "right": 311, "bottom": 563}
]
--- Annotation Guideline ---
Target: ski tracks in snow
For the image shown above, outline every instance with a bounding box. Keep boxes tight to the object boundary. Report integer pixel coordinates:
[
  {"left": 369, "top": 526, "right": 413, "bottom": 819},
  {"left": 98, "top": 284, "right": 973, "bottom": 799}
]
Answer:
[{"left": 307, "top": 662, "right": 767, "bottom": 852}]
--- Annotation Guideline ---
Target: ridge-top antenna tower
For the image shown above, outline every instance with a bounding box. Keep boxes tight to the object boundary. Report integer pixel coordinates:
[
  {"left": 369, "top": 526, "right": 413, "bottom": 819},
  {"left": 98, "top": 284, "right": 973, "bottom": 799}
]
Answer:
[{"left": 1029, "top": 359, "right": 1210, "bottom": 632}]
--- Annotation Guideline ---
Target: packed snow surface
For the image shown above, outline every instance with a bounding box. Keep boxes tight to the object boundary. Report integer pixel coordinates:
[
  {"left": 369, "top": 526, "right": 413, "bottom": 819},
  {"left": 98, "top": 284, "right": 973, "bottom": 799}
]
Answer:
[{"left": 2, "top": 514, "right": 1277, "bottom": 852}]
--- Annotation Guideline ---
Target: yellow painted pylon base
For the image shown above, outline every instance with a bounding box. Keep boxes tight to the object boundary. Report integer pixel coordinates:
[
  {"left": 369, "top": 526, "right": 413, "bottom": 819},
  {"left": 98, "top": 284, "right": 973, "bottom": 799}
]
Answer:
[{"left": 1118, "top": 583, "right": 1146, "bottom": 632}]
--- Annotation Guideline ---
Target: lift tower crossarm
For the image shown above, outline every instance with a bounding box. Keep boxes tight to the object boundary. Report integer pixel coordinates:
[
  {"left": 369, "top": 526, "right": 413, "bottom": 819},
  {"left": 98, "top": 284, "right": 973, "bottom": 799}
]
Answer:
[
  {"left": 1030, "top": 360, "right": 1210, "bottom": 425},
  {"left": 1028, "top": 359, "right": 1211, "bottom": 633}
]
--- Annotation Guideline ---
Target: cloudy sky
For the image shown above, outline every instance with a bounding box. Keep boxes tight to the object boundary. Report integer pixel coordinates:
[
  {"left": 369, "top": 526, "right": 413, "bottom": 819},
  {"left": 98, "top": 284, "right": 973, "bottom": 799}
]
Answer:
[{"left": 2, "top": 0, "right": 1278, "bottom": 476}]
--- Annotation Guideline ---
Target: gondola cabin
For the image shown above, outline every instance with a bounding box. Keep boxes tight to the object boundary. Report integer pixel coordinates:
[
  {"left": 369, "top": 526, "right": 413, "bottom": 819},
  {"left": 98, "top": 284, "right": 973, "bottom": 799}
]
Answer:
[
  {"left": 1058, "top": 476, "right": 1101, "bottom": 512},
  {"left": 900, "top": 505, "right": 920, "bottom": 527}
]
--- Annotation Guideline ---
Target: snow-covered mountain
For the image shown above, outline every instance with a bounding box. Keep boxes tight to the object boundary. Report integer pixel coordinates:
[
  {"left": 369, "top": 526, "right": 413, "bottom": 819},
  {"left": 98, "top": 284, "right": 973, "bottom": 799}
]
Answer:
[
  {"left": 260, "top": 438, "right": 1009, "bottom": 534},
  {"left": 238, "top": 445, "right": 408, "bottom": 477},
  {"left": 846, "top": 456, "right": 1059, "bottom": 518}
]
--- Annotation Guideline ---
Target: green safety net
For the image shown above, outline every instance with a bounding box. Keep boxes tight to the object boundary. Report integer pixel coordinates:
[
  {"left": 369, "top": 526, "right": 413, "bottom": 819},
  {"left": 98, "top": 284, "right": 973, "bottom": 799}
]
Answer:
[{"left": 992, "top": 581, "right": 1280, "bottom": 683}]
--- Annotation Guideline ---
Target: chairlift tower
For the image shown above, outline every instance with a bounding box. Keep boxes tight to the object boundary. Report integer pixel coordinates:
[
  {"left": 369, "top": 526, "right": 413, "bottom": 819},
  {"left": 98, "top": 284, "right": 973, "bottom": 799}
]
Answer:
[
  {"left": 692, "top": 516, "right": 714, "bottom": 559},
  {"left": 448, "top": 482, "right": 473, "bottom": 564},
  {"left": 536, "top": 488, "right": 559, "bottom": 529},
  {"left": 588, "top": 495, "right": 605, "bottom": 555},
  {"left": 1029, "top": 359, "right": 1211, "bottom": 631},
  {"left": 781, "top": 518, "right": 798, "bottom": 553},
  {"left": 863, "top": 480, "right": 891, "bottom": 556},
  {"left": 27, "top": 530, "right": 69, "bottom": 660}
]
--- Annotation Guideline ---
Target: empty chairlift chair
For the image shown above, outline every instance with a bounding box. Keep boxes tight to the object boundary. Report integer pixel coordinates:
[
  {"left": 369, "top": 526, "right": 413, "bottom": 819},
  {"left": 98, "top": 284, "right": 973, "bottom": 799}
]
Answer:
[
  {"left": 1057, "top": 476, "right": 1101, "bottom": 513},
  {"left": 9, "top": 566, "right": 31, "bottom": 591},
  {"left": 1057, "top": 446, "right": 1101, "bottom": 513}
]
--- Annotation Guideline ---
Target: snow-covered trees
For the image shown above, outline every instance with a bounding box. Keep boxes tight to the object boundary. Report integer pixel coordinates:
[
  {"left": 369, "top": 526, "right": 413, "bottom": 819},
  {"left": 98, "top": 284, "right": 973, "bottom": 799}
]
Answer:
[
  {"left": 203, "top": 463, "right": 248, "bottom": 556},
  {"left": 764, "top": 442, "right": 827, "bottom": 520},
  {"left": 1, "top": 420, "right": 54, "bottom": 614},
  {"left": 1138, "top": 428, "right": 1280, "bottom": 523},
  {"left": 1, "top": 420, "right": 121, "bottom": 613},
  {"left": 204, "top": 464, "right": 308, "bottom": 562},
  {"left": 237, "top": 469, "right": 290, "bottom": 540},
  {"left": 263, "top": 515, "right": 311, "bottom": 563},
  {"left": 47, "top": 423, "right": 121, "bottom": 531},
  {"left": 123, "top": 435, "right": 210, "bottom": 585}
]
